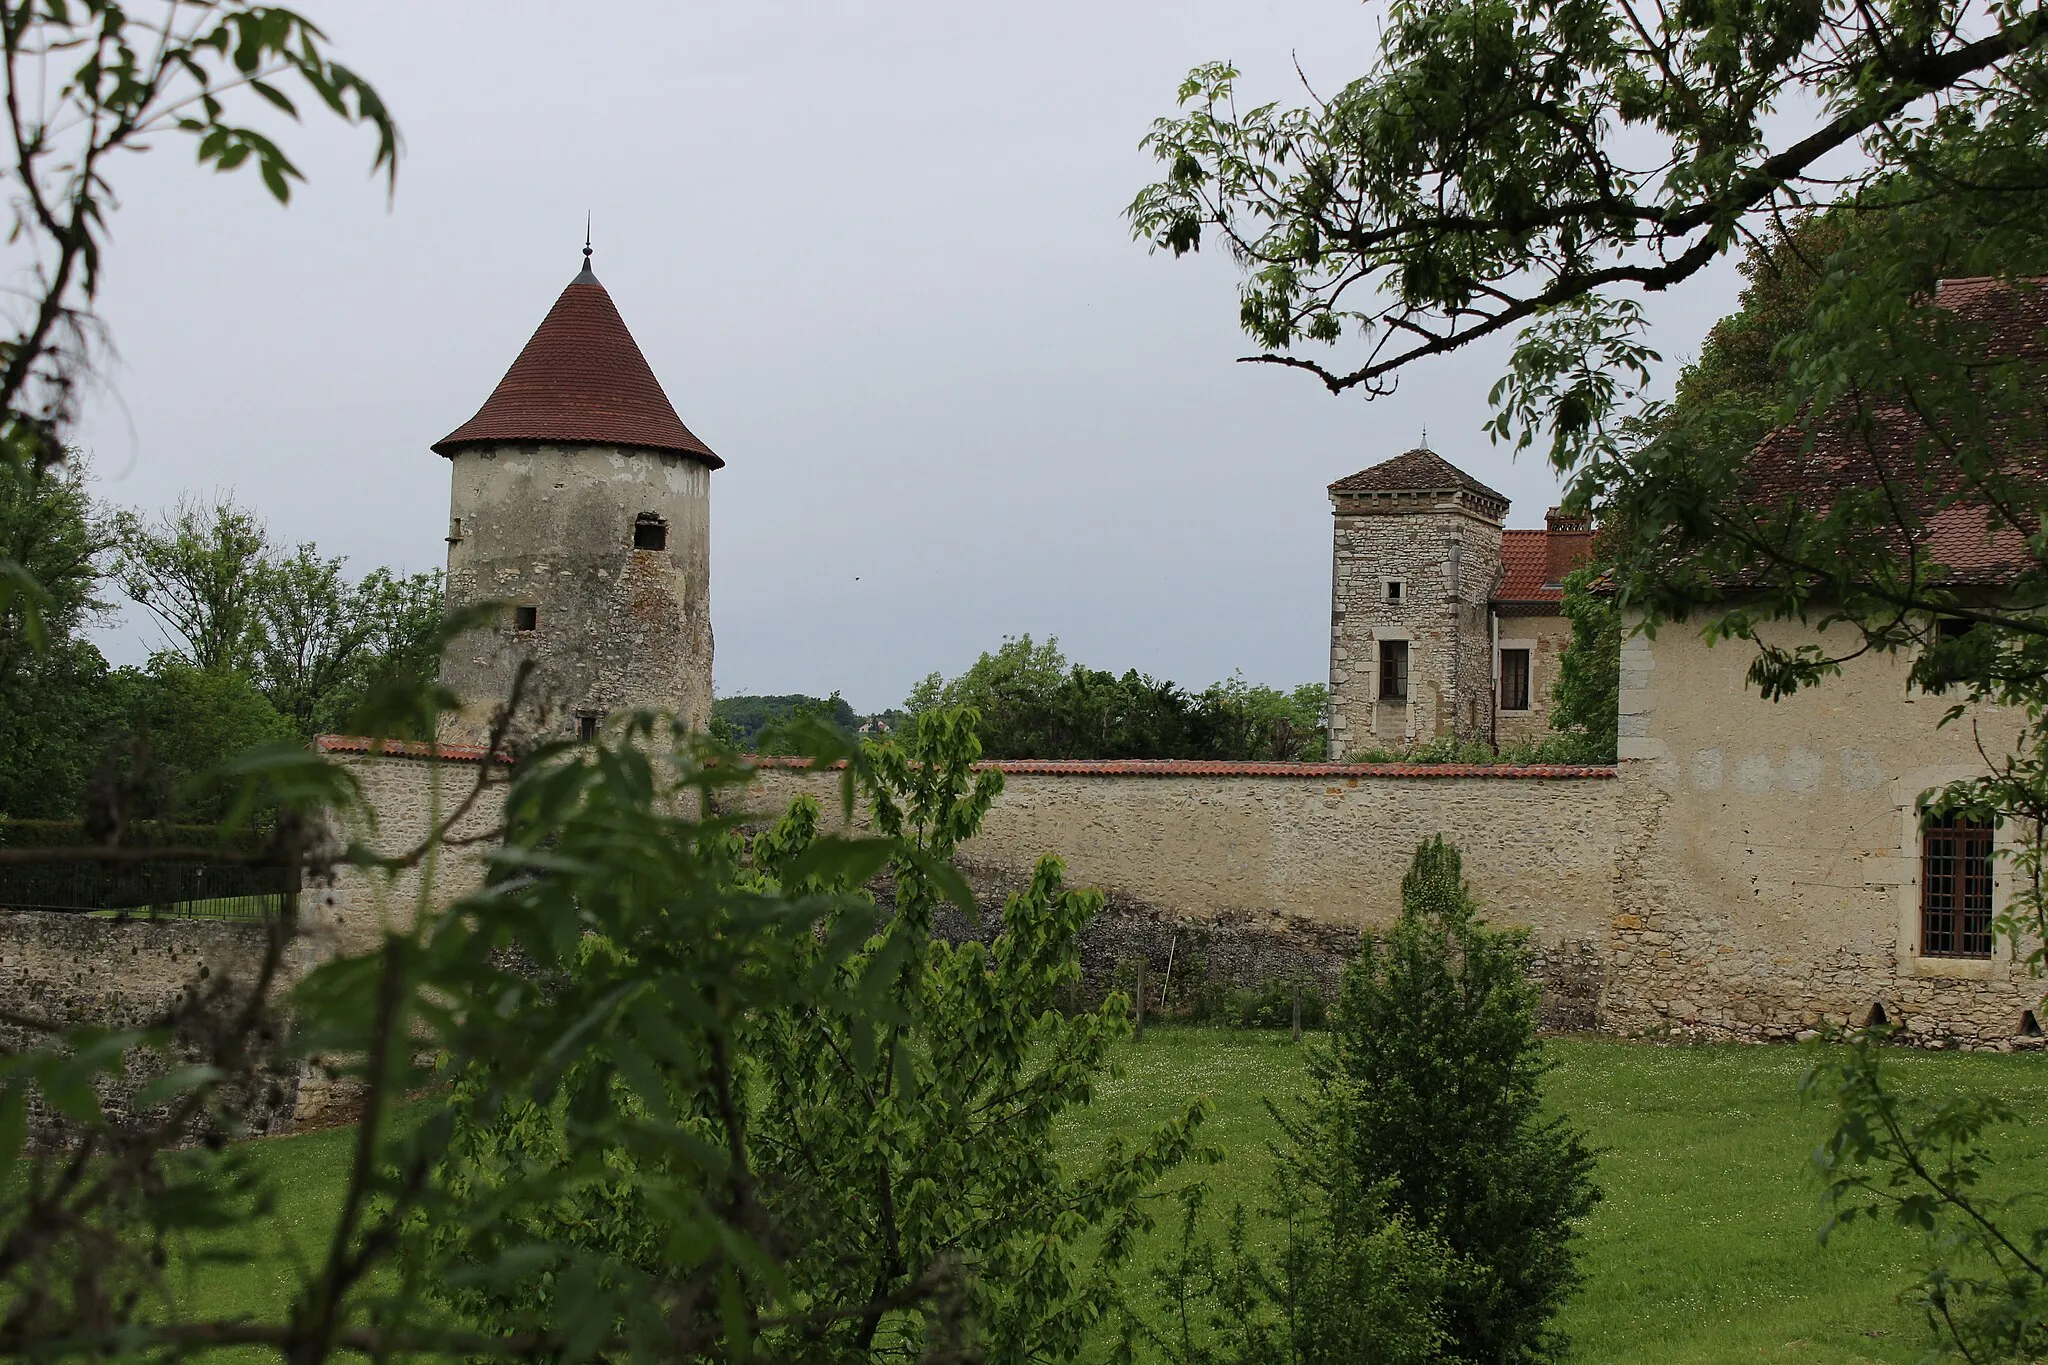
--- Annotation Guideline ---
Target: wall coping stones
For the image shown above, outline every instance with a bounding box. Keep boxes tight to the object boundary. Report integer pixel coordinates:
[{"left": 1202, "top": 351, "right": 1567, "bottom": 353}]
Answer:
[
  {"left": 315, "top": 735, "right": 512, "bottom": 765},
  {"left": 315, "top": 735, "right": 1617, "bottom": 780},
  {"left": 747, "top": 755, "right": 1618, "bottom": 780}
]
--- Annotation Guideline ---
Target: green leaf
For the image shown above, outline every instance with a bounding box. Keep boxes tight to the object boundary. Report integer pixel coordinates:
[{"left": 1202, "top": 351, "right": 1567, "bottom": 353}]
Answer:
[{"left": 784, "top": 834, "right": 893, "bottom": 891}]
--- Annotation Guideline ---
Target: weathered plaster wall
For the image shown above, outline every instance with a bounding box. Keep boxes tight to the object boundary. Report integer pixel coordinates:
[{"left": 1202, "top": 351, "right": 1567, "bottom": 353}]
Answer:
[
  {"left": 1612, "top": 616, "right": 2041, "bottom": 1046},
  {"left": 440, "top": 442, "right": 713, "bottom": 747},
  {"left": 1328, "top": 496, "right": 1504, "bottom": 752}
]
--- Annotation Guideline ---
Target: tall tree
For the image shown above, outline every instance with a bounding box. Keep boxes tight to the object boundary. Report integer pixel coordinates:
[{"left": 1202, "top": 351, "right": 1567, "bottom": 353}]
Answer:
[
  {"left": 251, "top": 547, "right": 442, "bottom": 737},
  {"left": 0, "top": 454, "right": 118, "bottom": 818},
  {"left": 0, "top": 452, "right": 105, "bottom": 687},
  {"left": 112, "top": 493, "right": 270, "bottom": 674},
  {"left": 1129, "top": 0, "right": 2046, "bottom": 411},
  {"left": 0, "top": 2, "right": 395, "bottom": 646}
]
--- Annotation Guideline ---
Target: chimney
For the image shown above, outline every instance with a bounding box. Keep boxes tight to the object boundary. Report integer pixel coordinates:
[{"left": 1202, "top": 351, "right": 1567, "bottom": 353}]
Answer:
[{"left": 1543, "top": 507, "right": 1594, "bottom": 587}]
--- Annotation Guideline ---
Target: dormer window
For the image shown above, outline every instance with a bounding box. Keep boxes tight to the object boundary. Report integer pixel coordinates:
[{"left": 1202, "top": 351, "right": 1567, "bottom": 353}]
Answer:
[{"left": 633, "top": 513, "right": 668, "bottom": 551}]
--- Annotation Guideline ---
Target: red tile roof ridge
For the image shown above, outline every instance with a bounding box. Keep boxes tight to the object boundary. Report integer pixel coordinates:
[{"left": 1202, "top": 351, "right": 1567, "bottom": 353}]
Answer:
[
  {"left": 315, "top": 734, "right": 513, "bottom": 765},
  {"left": 313, "top": 738, "right": 1616, "bottom": 779},
  {"left": 744, "top": 755, "right": 1615, "bottom": 779}
]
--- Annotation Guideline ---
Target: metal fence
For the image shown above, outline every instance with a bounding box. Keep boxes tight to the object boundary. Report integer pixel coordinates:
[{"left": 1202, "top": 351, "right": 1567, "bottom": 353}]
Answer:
[{"left": 0, "top": 857, "right": 297, "bottom": 920}]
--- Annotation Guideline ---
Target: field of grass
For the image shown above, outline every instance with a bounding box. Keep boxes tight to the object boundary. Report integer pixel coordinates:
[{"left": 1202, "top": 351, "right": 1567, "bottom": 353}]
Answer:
[{"left": 194, "top": 1030, "right": 2048, "bottom": 1363}]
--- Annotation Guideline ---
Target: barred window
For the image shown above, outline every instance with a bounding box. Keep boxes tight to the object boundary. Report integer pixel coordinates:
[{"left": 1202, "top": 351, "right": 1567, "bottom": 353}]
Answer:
[
  {"left": 1922, "top": 813, "right": 1994, "bottom": 958},
  {"left": 1379, "top": 639, "right": 1409, "bottom": 702},
  {"left": 1499, "top": 648, "right": 1531, "bottom": 712}
]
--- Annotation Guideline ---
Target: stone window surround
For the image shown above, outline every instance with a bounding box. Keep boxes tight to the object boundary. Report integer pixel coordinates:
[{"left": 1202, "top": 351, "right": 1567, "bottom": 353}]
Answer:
[
  {"left": 1373, "top": 628, "right": 1412, "bottom": 707},
  {"left": 1383, "top": 577, "right": 1408, "bottom": 605},
  {"left": 1888, "top": 763, "right": 2017, "bottom": 980},
  {"left": 1496, "top": 637, "right": 1536, "bottom": 713}
]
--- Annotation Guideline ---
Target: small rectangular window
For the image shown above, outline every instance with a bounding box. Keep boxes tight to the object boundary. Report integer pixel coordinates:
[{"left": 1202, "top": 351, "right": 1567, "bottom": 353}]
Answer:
[
  {"left": 577, "top": 714, "right": 599, "bottom": 743},
  {"left": 633, "top": 515, "right": 668, "bottom": 551},
  {"left": 1499, "top": 648, "right": 1532, "bottom": 712},
  {"left": 1922, "top": 813, "right": 1994, "bottom": 958},
  {"left": 1378, "top": 639, "right": 1409, "bottom": 702},
  {"left": 513, "top": 605, "right": 538, "bottom": 632},
  {"left": 1384, "top": 579, "right": 1404, "bottom": 604}
]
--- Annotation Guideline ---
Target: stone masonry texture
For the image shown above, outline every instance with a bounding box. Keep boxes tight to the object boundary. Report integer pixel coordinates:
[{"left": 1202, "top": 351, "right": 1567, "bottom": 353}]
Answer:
[
  {"left": 440, "top": 441, "right": 713, "bottom": 748},
  {"left": 1328, "top": 490, "right": 1503, "bottom": 753},
  {"left": 0, "top": 911, "right": 303, "bottom": 1148}
]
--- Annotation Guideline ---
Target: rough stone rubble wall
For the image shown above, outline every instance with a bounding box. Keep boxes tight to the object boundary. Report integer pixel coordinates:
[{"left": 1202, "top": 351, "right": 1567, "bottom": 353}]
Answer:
[
  {"left": 0, "top": 910, "right": 305, "bottom": 1148},
  {"left": 440, "top": 442, "right": 713, "bottom": 747}
]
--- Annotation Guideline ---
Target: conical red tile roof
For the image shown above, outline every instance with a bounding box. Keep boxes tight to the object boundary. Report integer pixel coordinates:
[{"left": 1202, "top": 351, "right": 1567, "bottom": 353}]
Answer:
[{"left": 433, "top": 262, "right": 721, "bottom": 467}]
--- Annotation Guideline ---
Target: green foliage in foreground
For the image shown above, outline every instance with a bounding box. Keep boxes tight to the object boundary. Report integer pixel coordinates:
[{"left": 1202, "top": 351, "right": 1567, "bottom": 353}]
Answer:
[
  {"left": 424, "top": 711, "right": 1208, "bottom": 1359},
  {"left": 186, "top": 1033, "right": 2048, "bottom": 1365},
  {"left": 909, "top": 635, "right": 1328, "bottom": 762}
]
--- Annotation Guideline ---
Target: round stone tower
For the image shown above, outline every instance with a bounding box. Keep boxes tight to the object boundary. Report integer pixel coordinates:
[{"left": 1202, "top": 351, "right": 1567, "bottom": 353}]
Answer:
[{"left": 433, "top": 246, "right": 721, "bottom": 747}]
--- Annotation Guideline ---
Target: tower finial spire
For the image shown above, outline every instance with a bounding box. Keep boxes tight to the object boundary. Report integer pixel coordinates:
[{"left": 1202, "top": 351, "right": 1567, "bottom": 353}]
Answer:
[
  {"left": 1421, "top": 425, "right": 1428, "bottom": 450},
  {"left": 574, "top": 214, "right": 597, "bottom": 283}
]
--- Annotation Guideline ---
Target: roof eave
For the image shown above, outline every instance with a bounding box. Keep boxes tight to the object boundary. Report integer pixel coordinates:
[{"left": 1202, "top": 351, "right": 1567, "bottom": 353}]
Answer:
[{"left": 431, "top": 434, "right": 725, "bottom": 469}]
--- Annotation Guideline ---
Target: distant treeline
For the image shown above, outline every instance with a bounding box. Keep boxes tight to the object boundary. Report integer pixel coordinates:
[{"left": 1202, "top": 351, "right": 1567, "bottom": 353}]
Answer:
[
  {"left": 709, "top": 694, "right": 861, "bottom": 752},
  {"left": 907, "top": 636, "right": 1328, "bottom": 762}
]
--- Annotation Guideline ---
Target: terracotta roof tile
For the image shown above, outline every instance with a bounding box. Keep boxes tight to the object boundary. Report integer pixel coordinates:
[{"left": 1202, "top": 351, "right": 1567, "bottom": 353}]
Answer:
[
  {"left": 315, "top": 734, "right": 512, "bottom": 765},
  {"left": 1497, "top": 529, "right": 1559, "bottom": 604},
  {"left": 1742, "top": 277, "right": 2048, "bottom": 586},
  {"left": 312, "top": 737, "right": 1613, "bottom": 779},
  {"left": 1329, "top": 447, "right": 1508, "bottom": 505},
  {"left": 433, "top": 264, "right": 721, "bottom": 466}
]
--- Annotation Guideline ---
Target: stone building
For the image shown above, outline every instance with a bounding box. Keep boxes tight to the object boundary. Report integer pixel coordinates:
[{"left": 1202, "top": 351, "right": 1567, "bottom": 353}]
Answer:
[
  {"left": 434, "top": 245, "right": 722, "bottom": 747},
  {"left": 1326, "top": 448, "right": 1591, "bottom": 755}
]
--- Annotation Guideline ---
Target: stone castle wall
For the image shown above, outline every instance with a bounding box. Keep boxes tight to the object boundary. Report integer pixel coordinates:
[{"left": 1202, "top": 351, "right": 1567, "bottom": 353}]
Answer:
[
  {"left": 16, "top": 606, "right": 2048, "bottom": 1137},
  {"left": 0, "top": 910, "right": 306, "bottom": 1147},
  {"left": 735, "top": 760, "right": 1622, "bottom": 1021}
]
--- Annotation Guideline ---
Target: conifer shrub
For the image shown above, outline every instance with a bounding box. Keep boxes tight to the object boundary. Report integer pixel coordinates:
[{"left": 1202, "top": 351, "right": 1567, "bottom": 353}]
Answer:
[
  {"left": 1305, "top": 836, "right": 1601, "bottom": 1363},
  {"left": 1129, "top": 836, "right": 1598, "bottom": 1364}
]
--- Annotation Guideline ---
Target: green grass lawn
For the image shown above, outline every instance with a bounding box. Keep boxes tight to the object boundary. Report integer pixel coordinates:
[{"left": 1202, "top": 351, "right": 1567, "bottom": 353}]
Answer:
[{"left": 197, "top": 1030, "right": 2048, "bottom": 1362}]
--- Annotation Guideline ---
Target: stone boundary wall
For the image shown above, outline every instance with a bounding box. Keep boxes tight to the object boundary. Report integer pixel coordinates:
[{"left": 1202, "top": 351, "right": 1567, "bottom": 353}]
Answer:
[
  {"left": 736, "top": 758, "right": 1624, "bottom": 1029},
  {"left": 0, "top": 910, "right": 304, "bottom": 1148}
]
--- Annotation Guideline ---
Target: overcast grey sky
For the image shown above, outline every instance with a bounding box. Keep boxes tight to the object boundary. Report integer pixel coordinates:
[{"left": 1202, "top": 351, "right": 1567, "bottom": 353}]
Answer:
[{"left": 72, "top": 0, "right": 1741, "bottom": 713}]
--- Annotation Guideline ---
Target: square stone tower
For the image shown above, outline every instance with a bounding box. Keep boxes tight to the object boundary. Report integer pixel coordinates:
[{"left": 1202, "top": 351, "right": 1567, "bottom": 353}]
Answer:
[{"left": 1326, "top": 448, "right": 1507, "bottom": 755}]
